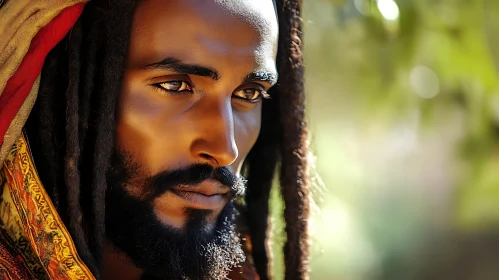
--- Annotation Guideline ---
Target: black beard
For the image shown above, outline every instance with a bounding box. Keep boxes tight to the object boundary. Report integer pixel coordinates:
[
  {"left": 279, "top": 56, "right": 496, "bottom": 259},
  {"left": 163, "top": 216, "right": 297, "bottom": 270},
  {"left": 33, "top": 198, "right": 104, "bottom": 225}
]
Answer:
[{"left": 105, "top": 151, "right": 246, "bottom": 280}]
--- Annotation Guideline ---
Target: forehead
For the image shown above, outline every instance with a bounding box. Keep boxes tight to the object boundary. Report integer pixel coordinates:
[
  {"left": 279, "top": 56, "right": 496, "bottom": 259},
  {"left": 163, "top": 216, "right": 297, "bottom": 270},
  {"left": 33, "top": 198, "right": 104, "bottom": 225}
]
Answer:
[{"left": 127, "top": 0, "right": 278, "bottom": 70}]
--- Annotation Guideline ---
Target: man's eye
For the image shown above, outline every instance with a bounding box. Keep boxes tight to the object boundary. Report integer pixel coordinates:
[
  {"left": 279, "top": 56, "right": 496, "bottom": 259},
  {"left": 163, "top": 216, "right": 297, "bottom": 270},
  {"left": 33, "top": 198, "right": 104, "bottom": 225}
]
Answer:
[
  {"left": 156, "top": 81, "right": 192, "bottom": 92},
  {"left": 233, "top": 88, "right": 269, "bottom": 102}
]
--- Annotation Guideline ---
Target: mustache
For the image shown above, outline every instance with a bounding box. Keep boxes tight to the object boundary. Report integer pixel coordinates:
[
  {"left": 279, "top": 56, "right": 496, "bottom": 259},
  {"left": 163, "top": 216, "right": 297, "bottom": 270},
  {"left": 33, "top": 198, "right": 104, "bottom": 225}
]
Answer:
[{"left": 142, "top": 164, "right": 246, "bottom": 201}]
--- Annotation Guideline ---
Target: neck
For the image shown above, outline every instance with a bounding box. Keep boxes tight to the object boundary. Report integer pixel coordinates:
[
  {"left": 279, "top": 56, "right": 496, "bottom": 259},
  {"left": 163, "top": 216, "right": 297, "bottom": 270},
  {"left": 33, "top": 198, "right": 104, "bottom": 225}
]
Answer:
[{"left": 102, "top": 241, "right": 143, "bottom": 280}]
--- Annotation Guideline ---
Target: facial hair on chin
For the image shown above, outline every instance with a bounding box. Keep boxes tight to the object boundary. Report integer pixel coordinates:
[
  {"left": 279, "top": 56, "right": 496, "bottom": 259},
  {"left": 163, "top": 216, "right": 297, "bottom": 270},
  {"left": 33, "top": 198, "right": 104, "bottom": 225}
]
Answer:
[{"left": 105, "top": 150, "right": 246, "bottom": 280}]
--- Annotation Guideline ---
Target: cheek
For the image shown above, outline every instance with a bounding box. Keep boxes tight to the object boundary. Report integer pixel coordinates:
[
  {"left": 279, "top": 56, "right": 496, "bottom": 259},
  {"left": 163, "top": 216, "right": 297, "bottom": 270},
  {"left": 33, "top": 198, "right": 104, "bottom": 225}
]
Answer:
[
  {"left": 115, "top": 81, "right": 173, "bottom": 174},
  {"left": 116, "top": 89, "right": 159, "bottom": 152}
]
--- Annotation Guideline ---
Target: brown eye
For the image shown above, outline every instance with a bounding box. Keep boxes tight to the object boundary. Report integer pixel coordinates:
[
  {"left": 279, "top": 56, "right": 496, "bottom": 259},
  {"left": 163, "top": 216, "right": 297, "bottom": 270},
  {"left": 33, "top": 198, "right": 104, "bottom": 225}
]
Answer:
[
  {"left": 234, "top": 88, "right": 262, "bottom": 102},
  {"left": 158, "top": 81, "right": 192, "bottom": 92}
]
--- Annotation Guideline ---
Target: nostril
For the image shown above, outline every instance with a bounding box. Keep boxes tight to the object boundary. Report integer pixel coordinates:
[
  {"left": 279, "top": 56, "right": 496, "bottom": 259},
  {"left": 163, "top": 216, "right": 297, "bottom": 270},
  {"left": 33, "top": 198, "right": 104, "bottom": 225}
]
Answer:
[{"left": 199, "top": 153, "right": 219, "bottom": 166}]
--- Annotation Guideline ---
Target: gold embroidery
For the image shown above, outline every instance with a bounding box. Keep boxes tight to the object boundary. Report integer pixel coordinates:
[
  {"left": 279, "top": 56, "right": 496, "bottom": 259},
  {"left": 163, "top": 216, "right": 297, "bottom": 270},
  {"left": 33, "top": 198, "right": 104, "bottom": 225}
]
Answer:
[{"left": 0, "top": 135, "right": 94, "bottom": 279}]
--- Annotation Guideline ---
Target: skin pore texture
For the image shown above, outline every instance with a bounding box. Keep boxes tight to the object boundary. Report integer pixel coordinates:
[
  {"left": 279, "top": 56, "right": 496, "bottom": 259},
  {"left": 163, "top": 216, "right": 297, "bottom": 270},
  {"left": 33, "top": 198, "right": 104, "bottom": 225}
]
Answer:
[{"left": 102, "top": 0, "right": 278, "bottom": 279}]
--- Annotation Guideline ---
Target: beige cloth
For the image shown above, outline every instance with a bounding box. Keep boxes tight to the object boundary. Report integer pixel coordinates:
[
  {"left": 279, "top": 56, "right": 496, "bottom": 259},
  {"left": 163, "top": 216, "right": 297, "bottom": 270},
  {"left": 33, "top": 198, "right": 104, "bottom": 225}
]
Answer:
[
  {"left": 0, "top": 0, "right": 88, "bottom": 166},
  {"left": 0, "top": 0, "right": 87, "bottom": 95}
]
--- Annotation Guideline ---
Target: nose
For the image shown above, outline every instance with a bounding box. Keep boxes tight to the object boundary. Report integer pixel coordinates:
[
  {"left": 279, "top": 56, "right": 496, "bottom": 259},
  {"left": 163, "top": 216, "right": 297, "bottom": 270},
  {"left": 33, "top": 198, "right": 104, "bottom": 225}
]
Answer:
[{"left": 190, "top": 97, "right": 238, "bottom": 167}]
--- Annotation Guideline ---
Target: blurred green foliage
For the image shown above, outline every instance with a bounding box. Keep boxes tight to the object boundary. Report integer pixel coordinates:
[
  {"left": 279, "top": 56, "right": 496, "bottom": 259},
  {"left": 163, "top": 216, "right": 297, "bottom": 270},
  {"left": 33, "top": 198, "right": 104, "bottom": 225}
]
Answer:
[{"left": 270, "top": 0, "right": 499, "bottom": 279}]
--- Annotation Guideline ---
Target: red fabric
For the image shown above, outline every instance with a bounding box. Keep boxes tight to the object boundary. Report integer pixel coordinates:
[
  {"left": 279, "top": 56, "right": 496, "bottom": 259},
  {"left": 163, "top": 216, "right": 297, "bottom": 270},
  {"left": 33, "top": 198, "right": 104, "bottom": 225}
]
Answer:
[{"left": 0, "top": 2, "right": 86, "bottom": 144}]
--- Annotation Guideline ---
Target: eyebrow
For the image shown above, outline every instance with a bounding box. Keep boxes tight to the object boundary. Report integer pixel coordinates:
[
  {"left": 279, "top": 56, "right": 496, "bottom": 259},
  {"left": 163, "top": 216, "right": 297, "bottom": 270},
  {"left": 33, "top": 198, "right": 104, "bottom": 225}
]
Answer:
[
  {"left": 145, "top": 57, "right": 278, "bottom": 85},
  {"left": 145, "top": 57, "right": 220, "bottom": 80},
  {"left": 244, "top": 71, "right": 278, "bottom": 86}
]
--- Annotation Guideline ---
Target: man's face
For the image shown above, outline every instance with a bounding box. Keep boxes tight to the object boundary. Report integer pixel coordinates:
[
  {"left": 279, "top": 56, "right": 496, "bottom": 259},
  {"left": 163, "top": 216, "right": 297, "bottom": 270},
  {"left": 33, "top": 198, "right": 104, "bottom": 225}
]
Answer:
[
  {"left": 116, "top": 0, "right": 278, "bottom": 229},
  {"left": 108, "top": 0, "right": 278, "bottom": 278}
]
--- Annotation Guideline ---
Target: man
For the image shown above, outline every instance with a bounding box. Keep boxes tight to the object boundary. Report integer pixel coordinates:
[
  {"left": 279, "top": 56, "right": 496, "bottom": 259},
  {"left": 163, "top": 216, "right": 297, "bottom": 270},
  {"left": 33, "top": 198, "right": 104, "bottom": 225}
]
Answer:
[{"left": 0, "top": 0, "right": 310, "bottom": 279}]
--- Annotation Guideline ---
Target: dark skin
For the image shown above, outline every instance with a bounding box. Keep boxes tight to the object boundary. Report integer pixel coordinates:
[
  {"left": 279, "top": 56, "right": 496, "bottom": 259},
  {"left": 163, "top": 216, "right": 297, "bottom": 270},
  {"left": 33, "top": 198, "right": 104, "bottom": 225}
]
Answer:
[{"left": 103, "top": 0, "right": 278, "bottom": 279}]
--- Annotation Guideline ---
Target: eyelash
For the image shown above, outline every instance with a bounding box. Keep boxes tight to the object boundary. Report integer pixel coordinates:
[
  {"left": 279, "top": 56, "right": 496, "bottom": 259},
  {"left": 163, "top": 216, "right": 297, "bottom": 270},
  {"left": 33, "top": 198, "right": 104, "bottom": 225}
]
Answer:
[{"left": 151, "top": 80, "right": 271, "bottom": 102}]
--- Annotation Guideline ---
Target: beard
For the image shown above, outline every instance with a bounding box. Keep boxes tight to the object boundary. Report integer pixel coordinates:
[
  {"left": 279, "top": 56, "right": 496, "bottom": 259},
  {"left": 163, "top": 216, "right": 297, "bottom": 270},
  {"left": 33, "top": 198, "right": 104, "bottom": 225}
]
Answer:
[{"left": 105, "top": 151, "right": 246, "bottom": 280}]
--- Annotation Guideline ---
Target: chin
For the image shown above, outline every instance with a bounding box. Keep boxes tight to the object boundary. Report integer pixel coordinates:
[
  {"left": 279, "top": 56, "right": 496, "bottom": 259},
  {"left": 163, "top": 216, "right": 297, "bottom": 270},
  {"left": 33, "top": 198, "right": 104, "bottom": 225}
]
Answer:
[
  {"left": 154, "top": 206, "right": 219, "bottom": 232},
  {"left": 105, "top": 151, "right": 246, "bottom": 278},
  {"left": 106, "top": 186, "right": 245, "bottom": 279}
]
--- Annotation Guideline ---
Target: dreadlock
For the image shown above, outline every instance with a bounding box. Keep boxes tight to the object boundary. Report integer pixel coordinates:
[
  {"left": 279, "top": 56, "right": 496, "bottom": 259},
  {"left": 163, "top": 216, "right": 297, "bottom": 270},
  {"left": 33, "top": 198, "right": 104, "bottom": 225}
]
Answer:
[
  {"left": 26, "top": 0, "right": 137, "bottom": 276},
  {"left": 245, "top": 1, "right": 309, "bottom": 279},
  {"left": 24, "top": 0, "right": 310, "bottom": 279}
]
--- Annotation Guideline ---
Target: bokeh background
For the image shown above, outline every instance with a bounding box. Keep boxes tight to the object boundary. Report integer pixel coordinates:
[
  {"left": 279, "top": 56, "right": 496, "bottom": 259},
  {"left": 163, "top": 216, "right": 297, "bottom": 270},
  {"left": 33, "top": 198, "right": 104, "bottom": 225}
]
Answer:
[{"left": 270, "top": 0, "right": 499, "bottom": 279}]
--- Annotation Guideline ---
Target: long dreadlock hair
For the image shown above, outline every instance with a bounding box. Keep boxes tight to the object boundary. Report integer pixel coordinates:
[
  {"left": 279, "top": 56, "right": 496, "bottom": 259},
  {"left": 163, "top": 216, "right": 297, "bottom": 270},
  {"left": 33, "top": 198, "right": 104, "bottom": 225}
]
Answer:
[{"left": 25, "top": 0, "right": 310, "bottom": 279}]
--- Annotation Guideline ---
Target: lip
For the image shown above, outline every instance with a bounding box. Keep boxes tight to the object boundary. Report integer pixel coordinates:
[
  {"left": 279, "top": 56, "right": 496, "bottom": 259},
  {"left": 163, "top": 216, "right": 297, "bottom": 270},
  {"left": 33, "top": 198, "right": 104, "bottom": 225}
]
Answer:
[
  {"left": 173, "top": 178, "right": 229, "bottom": 196},
  {"left": 170, "top": 179, "right": 229, "bottom": 210}
]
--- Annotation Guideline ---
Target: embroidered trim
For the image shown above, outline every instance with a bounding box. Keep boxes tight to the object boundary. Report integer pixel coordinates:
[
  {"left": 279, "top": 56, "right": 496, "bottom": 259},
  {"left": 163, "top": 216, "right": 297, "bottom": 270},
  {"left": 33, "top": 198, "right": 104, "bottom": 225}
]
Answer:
[{"left": 0, "top": 135, "right": 94, "bottom": 279}]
